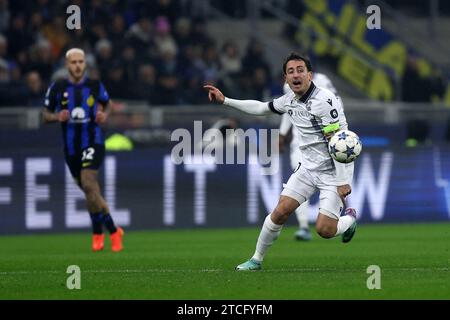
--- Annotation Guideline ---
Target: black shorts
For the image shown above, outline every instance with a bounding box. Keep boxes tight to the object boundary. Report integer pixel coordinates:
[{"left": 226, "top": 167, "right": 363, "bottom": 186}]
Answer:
[{"left": 65, "top": 144, "right": 105, "bottom": 182}]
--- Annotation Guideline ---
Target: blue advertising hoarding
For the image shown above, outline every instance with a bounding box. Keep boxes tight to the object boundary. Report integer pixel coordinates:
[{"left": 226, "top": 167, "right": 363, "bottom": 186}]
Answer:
[{"left": 1, "top": 142, "right": 449, "bottom": 235}]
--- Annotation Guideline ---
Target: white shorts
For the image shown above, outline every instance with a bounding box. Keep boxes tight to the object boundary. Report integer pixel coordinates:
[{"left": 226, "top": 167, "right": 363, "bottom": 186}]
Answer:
[
  {"left": 281, "top": 166, "right": 345, "bottom": 220},
  {"left": 290, "top": 148, "right": 300, "bottom": 172}
]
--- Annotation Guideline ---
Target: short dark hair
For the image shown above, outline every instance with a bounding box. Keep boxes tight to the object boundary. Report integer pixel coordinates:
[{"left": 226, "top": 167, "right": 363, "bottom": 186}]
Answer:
[{"left": 282, "top": 52, "right": 313, "bottom": 74}]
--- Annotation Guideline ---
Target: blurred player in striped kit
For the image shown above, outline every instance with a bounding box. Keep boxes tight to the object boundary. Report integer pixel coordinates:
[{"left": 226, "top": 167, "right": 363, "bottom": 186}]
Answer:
[{"left": 42, "top": 48, "right": 124, "bottom": 252}]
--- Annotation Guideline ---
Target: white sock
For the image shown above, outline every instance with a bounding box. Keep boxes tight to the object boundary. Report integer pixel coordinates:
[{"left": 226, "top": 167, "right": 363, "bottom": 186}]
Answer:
[
  {"left": 335, "top": 215, "right": 356, "bottom": 236},
  {"left": 295, "top": 201, "right": 309, "bottom": 229},
  {"left": 251, "top": 214, "right": 283, "bottom": 262}
]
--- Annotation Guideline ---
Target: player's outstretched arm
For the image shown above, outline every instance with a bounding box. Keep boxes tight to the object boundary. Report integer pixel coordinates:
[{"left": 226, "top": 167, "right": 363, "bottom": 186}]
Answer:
[{"left": 203, "top": 84, "right": 271, "bottom": 115}]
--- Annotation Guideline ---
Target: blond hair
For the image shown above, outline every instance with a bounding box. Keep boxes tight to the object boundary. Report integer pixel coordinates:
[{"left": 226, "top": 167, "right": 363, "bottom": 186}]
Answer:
[{"left": 65, "top": 48, "right": 85, "bottom": 59}]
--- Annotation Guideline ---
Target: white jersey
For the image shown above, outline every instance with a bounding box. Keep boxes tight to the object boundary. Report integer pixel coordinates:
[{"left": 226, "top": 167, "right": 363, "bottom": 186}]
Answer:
[{"left": 271, "top": 81, "right": 348, "bottom": 172}]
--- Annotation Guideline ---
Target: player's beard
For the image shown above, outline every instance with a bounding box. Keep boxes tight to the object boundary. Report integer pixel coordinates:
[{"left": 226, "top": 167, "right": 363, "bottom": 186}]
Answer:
[
  {"left": 69, "top": 67, "right": 85, "bottom": 82},
  {"left": 291, "top": 79, "right": 311, "bottom": 97}
]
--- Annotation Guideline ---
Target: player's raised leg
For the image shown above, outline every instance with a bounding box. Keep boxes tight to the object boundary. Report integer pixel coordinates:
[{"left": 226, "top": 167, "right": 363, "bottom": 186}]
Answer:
[
  {"left": 315, "top": 188, "right": 357, "bottom": 242},
  {"left": 80, "top": 169, "right": 124, "bottom": 252},
  {"left": 315, "top": 209, "right": 357, "bottom": 241},
  {"left": 236, "top": 195, "right": 303, "bottom": 271}
]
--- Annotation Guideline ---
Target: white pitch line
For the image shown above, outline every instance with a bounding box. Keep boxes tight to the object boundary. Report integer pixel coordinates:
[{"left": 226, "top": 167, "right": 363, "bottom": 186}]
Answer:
[{"left": 0, "top": 267, "right": 448, "bottom": 276}]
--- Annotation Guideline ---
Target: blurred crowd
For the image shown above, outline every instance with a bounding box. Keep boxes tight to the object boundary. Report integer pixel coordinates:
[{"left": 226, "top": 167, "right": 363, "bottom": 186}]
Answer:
[
  {"left": 0, "top": 0, "right": 280, "bottom": 107},
  {"left": 1, "top": 0, "right": 448, "bottom": 108}
]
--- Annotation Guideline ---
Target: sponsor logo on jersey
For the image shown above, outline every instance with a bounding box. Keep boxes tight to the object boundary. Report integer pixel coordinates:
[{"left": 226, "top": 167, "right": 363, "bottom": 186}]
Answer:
[
  {"left": 70, "top": 107, "right": 90, "bottom": 123},
  {"left": 288, "top": 109, "right": 312, "bottom": 118},
  {"left": 61, "top": 92, "right": 69, "bottom": 106}
]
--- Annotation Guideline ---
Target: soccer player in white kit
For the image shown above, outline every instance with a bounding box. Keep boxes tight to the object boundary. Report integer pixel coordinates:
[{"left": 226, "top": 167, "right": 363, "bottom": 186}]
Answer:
[
  {"left": 279, "top": 73, "right": 342, "bottom": 241},
  {"left": 204, "top": 52, "right": 357, "bottom": 271}
]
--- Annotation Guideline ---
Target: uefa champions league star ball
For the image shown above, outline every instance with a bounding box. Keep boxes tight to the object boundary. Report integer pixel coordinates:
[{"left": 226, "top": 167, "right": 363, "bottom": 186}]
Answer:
[{"left": 328, "top": 130, "right": 362, "bottom": 163}]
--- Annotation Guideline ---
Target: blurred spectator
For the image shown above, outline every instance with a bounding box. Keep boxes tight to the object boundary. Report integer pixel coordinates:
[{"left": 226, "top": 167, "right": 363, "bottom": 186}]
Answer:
[
  {"left": 86, "top": 0, "right": 111, "bottom": 26},
  {"left": 190, "top": 18, "right": 213, "bottom": 46},
  {"left": 220, "top": 40, "right": 242, "bottom": 77},
  {"left": 104, "top": 60, "right": 129, "bottom": 100},
  {"left": 95, "top": 39, "right": 113, "bottom": 79},
  {"left": 30, "top": 0, "right": 53, "bottom": 23},
  {"left": 241, "top": 38, "right": 272, "bottom": 81},
  {"left": 29, "top": 11, "right": 44, "bottom": 36},
  {"left": 0, "top": 33, "right": 7, "bottom": 59},
  {"left": 203, "top": 44, "right": 221, "bottom": 84},
  {"left": 250, "top": 67, "right": 272, "bottom": 101},
  {"left": 24, "top": 71, "right": 44, "bottom": 106},
  {"left": 0, "top": 58, "right": 9, "bottom": 83},
  {"left": 88, "top": 21, "right": 108, "bottom": 47},
  {"left": 146, "top": 0, "right": 181, "bottom": 25},
  {"left": 182, "top": 65, "right": 209, "bottom": 105},
  {"left": 178, "top": 44, "right": 207, "bottom": 102},
  {"left": 66, "top": 28, "right": 91, "bottom": 52},
  {"left": 6, "top": 14, "right": 32, "bottom": 58},
  {"left": 126, "top": 16, "right": 154, "bottom": 53},
  {"left": 108, "top": 14, "right": 127, "bottom": 46},
  {"left": 0, "top": 57, "right": 28, "bottom": 106},
  {"left": 121, "top": 44, "right": 138, "bottom": 84},
  {"left": 173, "top": 18, "right": 193, "bottom": 52},
  {"left": 41, "top": 15, "right": 69, "bottom": 58},
  {"left": 133, "top": 64, "right": 157, "bottom": 103},
  {"left": 154, "top": 46, "right": 180, "bottom": 105},
  {"left": 154, "top": 16, "right": 178, "bottom": 57},
  {"left": 27, "top": 39, "right": 54, "bottom": 82},
  {"left": 0, "top": 0, "right": 10, "bottom": 32}
]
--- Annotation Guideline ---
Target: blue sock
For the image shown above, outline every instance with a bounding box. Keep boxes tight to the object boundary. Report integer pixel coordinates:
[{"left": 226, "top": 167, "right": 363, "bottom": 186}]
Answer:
[
  {"left": 89, "top": 212, "right": 103, "bottom": 234},
  {"left": 102, "top": 213, "right": 117, "bottom": 234}
]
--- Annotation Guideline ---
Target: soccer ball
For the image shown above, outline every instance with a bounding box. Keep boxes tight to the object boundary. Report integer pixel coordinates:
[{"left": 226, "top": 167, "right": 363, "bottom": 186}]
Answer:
[{"left": 328, "top": 130, "right": 362, "bottom": 163}]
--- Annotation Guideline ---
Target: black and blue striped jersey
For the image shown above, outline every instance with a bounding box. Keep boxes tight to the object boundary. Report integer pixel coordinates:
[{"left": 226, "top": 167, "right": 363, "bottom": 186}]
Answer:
[{"left": 44, "top": 77, "right": 109, "bottom": 156}]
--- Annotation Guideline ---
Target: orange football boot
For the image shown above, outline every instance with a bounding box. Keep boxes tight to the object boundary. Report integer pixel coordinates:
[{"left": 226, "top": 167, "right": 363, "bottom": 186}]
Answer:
[
  {"left": 110, "top": 227, "right": 124, "bottom": 252},
  {"left": 92, "top": 234, "right": 105, "bottom": 252}
]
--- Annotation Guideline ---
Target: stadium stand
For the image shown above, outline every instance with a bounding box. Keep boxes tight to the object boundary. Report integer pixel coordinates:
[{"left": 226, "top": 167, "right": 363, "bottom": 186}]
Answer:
[{"left": 1, "top": 0, "right": 449, "bottom": 107}]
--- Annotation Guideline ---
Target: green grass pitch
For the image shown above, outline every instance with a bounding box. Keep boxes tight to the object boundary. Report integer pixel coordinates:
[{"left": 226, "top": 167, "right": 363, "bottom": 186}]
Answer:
[{"left": 0, "top": 223, "right": 448, "bottom": 299}]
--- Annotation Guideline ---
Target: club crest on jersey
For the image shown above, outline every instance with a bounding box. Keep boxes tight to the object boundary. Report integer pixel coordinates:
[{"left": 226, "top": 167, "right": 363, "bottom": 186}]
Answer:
[
  {"left": 87, "top": 95, "right": 95, "bottom": 107},
  {"left": 306, "top": 101, "right": 312, "bottom": 111}
]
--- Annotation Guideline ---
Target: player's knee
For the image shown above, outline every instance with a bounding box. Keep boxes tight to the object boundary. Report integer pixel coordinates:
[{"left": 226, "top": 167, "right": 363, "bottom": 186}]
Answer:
[
  {"left": 272, "top": 202, "right": 294, "bottom": 224},
  {"left": 81, "top": 179, "right": 96, "bottom": 195},
  {"left": 315, "top": 224, "right": 335, "bottom": 239},
  {"left": 272, "top": 208, "right": 290, "bottom": 224}
]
